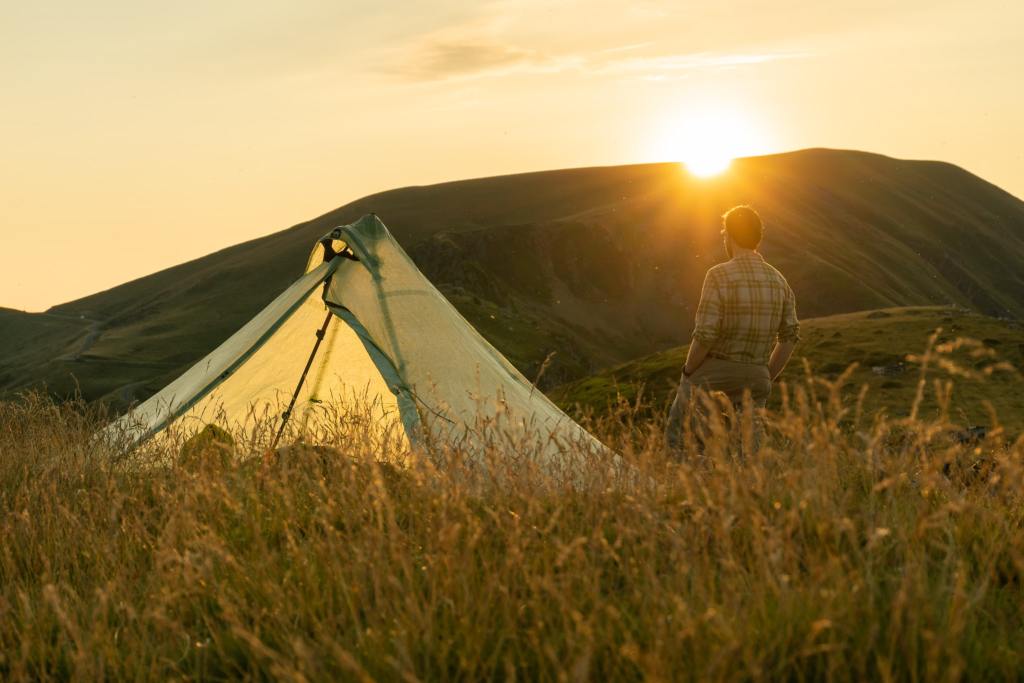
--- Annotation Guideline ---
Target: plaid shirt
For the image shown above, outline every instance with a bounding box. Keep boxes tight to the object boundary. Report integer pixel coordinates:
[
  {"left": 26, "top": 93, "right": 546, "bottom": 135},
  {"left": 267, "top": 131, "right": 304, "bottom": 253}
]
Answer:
[{"left": 692, "top": 252, "right": 800, "bottom": 365}]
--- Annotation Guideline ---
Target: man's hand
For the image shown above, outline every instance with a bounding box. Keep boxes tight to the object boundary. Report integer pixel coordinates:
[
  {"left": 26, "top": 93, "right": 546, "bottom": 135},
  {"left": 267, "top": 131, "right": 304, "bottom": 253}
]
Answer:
[
  {"left": 683, "top": 338, "right": 712, "bottom": 379},
  {"left": 768, "top": 340, "right": 797, "bottom": 381}
]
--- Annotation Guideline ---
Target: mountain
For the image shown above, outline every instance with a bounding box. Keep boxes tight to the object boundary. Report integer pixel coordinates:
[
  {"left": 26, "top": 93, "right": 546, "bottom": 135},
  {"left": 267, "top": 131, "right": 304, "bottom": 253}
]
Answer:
[{"left": 2, "top": 148, "right": 1024, "bottom": 407}]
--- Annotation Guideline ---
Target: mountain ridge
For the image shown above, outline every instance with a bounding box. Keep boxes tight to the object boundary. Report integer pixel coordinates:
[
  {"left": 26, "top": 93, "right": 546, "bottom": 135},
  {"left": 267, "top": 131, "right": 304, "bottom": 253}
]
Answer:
[
  {"left": 50, "top": 147, "right": 997, "bottom": 315},
  {"left": 3, "top": 148, "right": 1023, "bottom": 407}
]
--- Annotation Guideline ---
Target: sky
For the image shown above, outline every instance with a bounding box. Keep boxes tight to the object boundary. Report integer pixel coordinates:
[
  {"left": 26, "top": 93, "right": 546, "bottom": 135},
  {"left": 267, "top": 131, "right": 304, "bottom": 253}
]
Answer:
[{"left": 2, "top": 0, "right": 1022, "bottom": 311}]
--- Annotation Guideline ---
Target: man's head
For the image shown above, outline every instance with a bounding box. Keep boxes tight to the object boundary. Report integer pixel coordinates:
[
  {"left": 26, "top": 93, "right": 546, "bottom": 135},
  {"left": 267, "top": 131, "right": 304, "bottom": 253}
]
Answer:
[{"left": 721, "top": 205, "right": 764, "bottom": 254}]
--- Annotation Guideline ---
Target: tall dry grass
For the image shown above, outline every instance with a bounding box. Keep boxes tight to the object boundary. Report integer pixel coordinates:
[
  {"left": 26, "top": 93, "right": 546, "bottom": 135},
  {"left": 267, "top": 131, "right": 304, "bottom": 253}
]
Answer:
[{"left": 2, "top": 336, "right": 1023, "bottom": 681}]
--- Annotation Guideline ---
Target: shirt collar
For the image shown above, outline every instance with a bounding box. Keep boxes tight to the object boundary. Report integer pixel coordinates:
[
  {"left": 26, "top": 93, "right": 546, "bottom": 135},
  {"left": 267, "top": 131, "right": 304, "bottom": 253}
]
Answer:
[{"left": 731, "top": 251, "right": 764, "bottom": 262}]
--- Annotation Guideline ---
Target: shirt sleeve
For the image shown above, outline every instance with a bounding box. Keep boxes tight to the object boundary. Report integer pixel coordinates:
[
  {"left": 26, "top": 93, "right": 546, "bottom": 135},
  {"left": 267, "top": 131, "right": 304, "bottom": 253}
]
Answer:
[
  {"left": 692, "top": 269, "right": 722, "bottom": 346},
  {"left": 777, "top": 283, "right": 800, "bottom": 343}
]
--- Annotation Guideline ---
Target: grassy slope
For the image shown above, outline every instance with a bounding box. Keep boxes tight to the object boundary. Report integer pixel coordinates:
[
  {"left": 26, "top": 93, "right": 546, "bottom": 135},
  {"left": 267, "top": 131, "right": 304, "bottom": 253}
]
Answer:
[
  {"left": 2, "top": 148, "right": 1024, "bottom": 406},
  {"left": 552, "top": 306, "right": 1024, "bottom": 434},
  {"left": 0, "top": 309, "right": 94, "bottom": 389}
]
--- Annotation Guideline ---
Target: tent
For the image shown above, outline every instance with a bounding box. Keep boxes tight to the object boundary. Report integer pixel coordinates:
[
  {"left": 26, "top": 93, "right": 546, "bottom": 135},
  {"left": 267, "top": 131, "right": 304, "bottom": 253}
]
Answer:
[{"left": 110, "top": 214, "right": 604, "bottom": 465}]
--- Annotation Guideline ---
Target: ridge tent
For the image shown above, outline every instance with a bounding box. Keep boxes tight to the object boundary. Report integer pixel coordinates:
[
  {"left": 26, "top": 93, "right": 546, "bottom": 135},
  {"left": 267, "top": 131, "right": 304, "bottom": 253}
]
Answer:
[{"left": 109, "top": 214, "right": 604, "bottom": 465}]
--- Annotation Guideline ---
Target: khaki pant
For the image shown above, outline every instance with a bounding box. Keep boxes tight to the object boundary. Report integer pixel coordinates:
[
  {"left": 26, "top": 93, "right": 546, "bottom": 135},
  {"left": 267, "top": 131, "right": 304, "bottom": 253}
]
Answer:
[{"left": 665, "top": 358, "right": 771, "bottom": 456}]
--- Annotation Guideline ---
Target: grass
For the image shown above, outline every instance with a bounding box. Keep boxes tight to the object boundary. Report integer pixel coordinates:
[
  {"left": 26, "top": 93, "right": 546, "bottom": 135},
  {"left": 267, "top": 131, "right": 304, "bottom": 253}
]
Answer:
[{"left": 2, "top": 331, "right": 1024, "bottom": 680}]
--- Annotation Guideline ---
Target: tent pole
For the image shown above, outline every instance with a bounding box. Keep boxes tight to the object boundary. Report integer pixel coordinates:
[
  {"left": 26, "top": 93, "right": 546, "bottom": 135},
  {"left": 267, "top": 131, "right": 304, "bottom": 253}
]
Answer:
[{"left": 271, "top": 311, "right": 333, "bottom": 450}]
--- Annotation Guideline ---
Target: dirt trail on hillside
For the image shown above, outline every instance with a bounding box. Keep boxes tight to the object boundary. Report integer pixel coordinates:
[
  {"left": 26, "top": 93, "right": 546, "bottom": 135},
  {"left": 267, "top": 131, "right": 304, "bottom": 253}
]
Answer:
[{"left": 43, "top": 312, "right": 104, "bottom": 361}]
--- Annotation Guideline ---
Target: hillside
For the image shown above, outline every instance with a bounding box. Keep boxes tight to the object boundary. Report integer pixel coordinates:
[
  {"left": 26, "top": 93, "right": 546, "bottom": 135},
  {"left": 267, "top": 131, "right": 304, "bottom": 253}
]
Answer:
[
  {"left": 2, "top": 148, "right": 1024, "bottom": 407},
  {"left": 552, "top": 306, "right": 1024, "bottom": 434}
]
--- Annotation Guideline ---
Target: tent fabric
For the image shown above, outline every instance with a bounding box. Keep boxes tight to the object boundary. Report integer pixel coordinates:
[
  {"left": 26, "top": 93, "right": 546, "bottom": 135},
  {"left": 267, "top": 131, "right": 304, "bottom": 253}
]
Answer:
[
  {"left": 111, "top": 260, "right": 341, "bottom": 446},
  {"left": 326, "top": 215, "right": 603, "bottom": 461},
  {"left": 157, "top": 285, "right": 410, "bottom": 451},
  {"left": 110, "top": 214, "right": 603, "bottom": 465}
]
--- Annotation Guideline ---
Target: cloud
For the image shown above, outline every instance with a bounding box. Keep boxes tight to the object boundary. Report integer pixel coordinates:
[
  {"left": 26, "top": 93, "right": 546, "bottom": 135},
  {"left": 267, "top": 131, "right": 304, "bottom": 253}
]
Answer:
[
  {"left": 378, "top": 3, "right": 813, "bottom": 84},
  {"left": 597, "top": 42, "right": 655, "bottom": 55},
  {"left": 595, "top": 50, "right": 812, "bottom": 76},
  {"left": 387, "top": 40, "right": 536, "bottom": 80},
  {"left": 385, "top": 40, "right": 808, "bottom": 83}
]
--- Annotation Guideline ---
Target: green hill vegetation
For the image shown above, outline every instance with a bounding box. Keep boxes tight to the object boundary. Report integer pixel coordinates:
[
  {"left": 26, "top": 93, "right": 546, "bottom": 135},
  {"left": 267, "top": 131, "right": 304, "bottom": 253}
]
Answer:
[
  {"left": 553, "top": 306, "right": 1024, "bottom": 435},
  {"left": 3, "top": 148, "right": 1024, "bottom": 410}
]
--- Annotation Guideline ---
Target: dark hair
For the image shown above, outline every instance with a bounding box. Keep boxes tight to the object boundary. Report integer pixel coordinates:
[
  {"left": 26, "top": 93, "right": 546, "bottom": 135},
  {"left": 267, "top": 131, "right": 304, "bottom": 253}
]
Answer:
[{"left": 722, "top": 205, "right": 763, "bottom": 249}]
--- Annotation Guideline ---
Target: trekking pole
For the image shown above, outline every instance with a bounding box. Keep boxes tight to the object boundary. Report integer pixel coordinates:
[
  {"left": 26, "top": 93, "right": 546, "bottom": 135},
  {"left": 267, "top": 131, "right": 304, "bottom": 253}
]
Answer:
[
  {"left": 270, "top": 233, "right": 359, "bottom": 451},
  {"left": 271, "top": 311, "right": 333, "bottom": 449}
]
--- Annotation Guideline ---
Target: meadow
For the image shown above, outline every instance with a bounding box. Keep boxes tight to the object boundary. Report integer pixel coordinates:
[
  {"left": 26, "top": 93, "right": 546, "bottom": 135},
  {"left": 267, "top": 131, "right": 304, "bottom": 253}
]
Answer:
[{"left": 2, "top": 331, "right": 1023, "bottom": 681}]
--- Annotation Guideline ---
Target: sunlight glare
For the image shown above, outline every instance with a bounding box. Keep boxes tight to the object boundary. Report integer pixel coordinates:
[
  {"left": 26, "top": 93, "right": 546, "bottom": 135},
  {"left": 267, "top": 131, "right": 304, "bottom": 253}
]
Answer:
[{"left": 652, "top": 108, "right": 768, "bottom": 177}]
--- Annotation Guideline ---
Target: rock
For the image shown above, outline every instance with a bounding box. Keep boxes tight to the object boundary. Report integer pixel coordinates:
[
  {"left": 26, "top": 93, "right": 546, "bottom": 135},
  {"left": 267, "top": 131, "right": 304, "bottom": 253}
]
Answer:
[
  {"left": 871, "top": 363, "right": 906, "bottom": 376},
  {"left": 179, "top": 424, "right": 235, "bottom": 469},
  {"left": 953, "top": 426, "right": 987, "bottom": 444}
]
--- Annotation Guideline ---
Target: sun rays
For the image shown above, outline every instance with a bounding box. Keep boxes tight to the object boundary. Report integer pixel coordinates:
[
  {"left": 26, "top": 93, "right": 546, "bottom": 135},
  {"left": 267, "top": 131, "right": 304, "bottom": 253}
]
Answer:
[{"left": 650, "top": 106, "right": 770, "bottom": 177}]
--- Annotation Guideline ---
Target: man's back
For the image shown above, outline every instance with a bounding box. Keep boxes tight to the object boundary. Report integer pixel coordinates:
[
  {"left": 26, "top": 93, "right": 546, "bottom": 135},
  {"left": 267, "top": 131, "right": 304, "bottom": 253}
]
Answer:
[
  {"left": 666, "top": 205, "right": 800, "bottom": 454},
  {"left": 692, "top": 251, "right": 799, "bottom": 366}
]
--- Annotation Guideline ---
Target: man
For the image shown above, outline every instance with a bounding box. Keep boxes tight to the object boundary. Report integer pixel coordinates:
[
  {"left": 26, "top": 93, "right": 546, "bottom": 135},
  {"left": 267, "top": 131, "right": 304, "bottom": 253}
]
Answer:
[{"left": 665, "top": 205, "right": 800, "bottom": 453}]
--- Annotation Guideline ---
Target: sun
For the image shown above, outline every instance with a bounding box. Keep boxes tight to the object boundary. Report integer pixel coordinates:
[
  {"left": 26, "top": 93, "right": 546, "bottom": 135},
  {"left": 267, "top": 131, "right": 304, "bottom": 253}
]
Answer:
[
  {"left": 650, "top": 107, "right": 768, "bottom": 177},
  {"left": 685, "top": 147, "right": 733, "bottom": 177}
]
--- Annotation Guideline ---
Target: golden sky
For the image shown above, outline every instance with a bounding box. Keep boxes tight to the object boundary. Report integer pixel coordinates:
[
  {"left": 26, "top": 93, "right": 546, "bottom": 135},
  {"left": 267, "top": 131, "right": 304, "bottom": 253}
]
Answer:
[{"left": 3, "top": 0, "right": 1022, "bottom": 311}]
